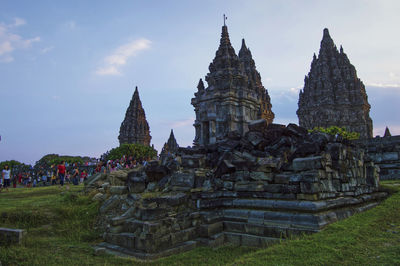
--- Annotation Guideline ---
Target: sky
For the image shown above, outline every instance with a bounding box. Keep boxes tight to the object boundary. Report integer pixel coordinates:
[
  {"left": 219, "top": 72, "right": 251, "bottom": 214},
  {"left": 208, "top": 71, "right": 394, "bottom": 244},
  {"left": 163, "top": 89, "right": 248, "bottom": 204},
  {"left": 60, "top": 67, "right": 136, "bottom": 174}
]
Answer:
[{"left": 1, "top": 0, "right": 400, "bottom": 165}]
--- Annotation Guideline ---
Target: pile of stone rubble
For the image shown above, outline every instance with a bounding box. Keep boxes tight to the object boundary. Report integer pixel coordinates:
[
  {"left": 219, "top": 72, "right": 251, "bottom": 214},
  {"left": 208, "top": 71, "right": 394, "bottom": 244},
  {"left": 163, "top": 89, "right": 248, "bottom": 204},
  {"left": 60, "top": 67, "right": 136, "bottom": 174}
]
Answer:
[{"left": 86, "top": 121, "right": 387, "bottom": 259}]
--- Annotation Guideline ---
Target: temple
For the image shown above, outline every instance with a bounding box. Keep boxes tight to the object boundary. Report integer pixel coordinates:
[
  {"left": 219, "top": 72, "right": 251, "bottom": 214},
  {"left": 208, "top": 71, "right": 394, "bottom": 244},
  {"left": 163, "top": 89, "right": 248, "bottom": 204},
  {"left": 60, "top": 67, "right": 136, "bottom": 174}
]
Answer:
[
  {"left": 191, "top": 24, "right": 274, "bottom": 146},
  {"left": 297, "top": 28, "right": 373, "bottom": 139},
  {"left": 118, "top": 86, "right": 152, "bottom": 146},
  {"left": 160, "top": 129, "right": 179, "bottom": 156}
]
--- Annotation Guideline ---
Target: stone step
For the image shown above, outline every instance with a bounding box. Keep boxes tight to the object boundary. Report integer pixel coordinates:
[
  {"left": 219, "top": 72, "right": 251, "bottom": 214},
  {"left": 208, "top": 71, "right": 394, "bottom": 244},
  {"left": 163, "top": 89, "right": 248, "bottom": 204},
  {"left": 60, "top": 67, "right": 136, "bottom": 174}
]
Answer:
[
  {"left": 224, "top": 232, "right": 281, "bottom": 247},
  {"left": 104, "top": 226, "right": 198, "bottom": 253},
  {"left": 223, "top": 220, "right": 317, "bottom": 239},
  {"left": 197, "top": 192, "right": 387, "bottom": 213},
  {"left": 96, "top": 239, "right": 198, "bottom": 260}
]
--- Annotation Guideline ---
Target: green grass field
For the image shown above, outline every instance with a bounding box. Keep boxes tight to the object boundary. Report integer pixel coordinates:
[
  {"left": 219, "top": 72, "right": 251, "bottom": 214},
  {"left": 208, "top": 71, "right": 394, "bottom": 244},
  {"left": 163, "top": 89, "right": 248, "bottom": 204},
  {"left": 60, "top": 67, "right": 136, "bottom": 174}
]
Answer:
[{"left": 0, "top": 182, "right": 399, "bottom": 265}]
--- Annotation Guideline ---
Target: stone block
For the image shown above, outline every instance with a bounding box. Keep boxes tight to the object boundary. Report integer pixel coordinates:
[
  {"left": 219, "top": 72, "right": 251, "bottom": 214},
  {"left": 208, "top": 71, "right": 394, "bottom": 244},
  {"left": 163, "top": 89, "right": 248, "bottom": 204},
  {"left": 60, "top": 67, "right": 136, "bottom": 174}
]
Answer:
[
  {"left": 110, "top": 186, "right": 128, "bottom": 195},
  {"left": 249, "top": 171, "right": 273, "bottom": 181},
  {"left": 169, "top": 172, "right": 195, "bottom": 188},
  {"left": 100, "top": 195, "right": 120, "bottom": 214},
  {"left": 234, "top": 181, "right": 264, "bottom": 192},
  {"left": 297, "top": 194, "right": 319, "bottom": 201},
  {"left": 248, "top": 210, "right": 265, "bottom": 224},
  {"left": 241, "top": 234, "right": 261, "bottom": 247},
  {"left": 248, "top": 119, "right": 267, "bottom": 132},
  {"left": 274, "top": 174, "right": 291, "bottom": 184},
  {"left": 0, "top": 228, "right": 26, "bottom": 245},
  {"left": 92, "top": 193, "right": 106, "bottom": 201},
  {"left": 215, "top": 160, "right": 236, "bottom": 178},
  {"left": 382, "top": 152, "right": 399, "bottom": 161},
  {"left": 300, "top": 182, "right": 321, "bottom": 194},
  {"left": 292, "top": 156, "right": 323, "bottom": 172},
  {"left": 199, "top": 222, "right": 223, "bottom": 237},
  {"left": 225, "top": 232, "right": 242, "bottom": 246}
]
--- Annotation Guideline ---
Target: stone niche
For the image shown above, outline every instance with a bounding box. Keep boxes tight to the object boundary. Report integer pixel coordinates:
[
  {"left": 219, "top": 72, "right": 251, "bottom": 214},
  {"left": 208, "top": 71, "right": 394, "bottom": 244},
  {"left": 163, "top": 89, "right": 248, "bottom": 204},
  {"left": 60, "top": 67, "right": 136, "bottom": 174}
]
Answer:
[{"left": 88, "top": 122, "right": 387, "bottom": 259}]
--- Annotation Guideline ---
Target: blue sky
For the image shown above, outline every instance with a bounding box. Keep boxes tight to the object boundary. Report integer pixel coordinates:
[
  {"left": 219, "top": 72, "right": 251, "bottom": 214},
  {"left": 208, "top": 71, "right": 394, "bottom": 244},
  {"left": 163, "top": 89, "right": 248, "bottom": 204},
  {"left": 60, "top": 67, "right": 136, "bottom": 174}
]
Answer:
[{"left": 1, "top": 0, "right": 400, "bottom": 165}]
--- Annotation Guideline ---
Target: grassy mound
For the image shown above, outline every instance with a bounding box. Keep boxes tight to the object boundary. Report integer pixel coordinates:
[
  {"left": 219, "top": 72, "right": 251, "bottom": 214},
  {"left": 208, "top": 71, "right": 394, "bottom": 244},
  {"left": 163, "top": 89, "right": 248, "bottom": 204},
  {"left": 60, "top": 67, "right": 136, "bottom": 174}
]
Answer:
[{"left": 0, "top": 182, "right": 399, "bottom": 265}]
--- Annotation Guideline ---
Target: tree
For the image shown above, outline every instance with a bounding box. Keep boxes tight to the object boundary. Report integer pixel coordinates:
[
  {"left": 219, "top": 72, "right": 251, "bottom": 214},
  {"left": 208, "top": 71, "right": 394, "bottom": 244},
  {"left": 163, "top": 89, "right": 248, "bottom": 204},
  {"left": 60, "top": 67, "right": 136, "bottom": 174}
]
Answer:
[{"left": 105, "top": 143, "right": 157, "bottom": 161}]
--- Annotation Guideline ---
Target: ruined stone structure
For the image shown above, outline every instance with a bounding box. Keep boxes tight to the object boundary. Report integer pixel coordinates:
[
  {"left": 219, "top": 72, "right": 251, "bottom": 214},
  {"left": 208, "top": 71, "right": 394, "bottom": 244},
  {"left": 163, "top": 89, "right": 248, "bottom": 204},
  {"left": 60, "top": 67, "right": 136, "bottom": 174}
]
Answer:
[
  {"left": 192, "top": 24, "right": 274, "bottom": 146},
  {"left": 88, "top": 121, "right": 386, "bottom": 259},
  {"left": 355, "top": 135, "right": 400, "bottom": 180},
  {"left": 118, "top": 86, "right": 151, "bottom": 146},
  {"left": 160, "top": 129, "right": 179, "bottom": 157},
  {"left": 297, "top": 28, "right": 373, "bottom": 139}
]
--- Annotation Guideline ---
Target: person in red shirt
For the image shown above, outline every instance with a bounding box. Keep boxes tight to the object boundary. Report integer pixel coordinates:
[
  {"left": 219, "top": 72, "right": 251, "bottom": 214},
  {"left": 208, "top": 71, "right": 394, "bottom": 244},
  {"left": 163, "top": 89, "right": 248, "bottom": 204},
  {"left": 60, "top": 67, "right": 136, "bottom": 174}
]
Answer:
[{"left": 56, "top": 161, "right": 66, "bottom": 187}]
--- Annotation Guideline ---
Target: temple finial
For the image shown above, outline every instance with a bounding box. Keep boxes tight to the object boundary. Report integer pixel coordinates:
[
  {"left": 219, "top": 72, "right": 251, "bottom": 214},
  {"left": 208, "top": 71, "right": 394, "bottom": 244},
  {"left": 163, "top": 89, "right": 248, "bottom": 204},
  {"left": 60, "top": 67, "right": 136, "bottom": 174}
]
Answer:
[{"left": 223, "top": 14, "right": 227, "bottom": 26}]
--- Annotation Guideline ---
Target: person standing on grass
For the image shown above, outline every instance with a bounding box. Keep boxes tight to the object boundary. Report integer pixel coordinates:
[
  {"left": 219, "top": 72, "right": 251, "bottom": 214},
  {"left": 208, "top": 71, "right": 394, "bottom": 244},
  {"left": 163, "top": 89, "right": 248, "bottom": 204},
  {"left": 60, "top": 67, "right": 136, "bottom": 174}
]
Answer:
[
  {"left": 72, "top": 166, "right": 79, "bottom": 185},
  {"left": 57, "top": 161, "right": 67, "bottom": 189},
  {"left": 2, "top": 165, "right": 11, "bottom": 192},
  {"left": 12, "top": 174, "right": 17, "bottom": 188}
]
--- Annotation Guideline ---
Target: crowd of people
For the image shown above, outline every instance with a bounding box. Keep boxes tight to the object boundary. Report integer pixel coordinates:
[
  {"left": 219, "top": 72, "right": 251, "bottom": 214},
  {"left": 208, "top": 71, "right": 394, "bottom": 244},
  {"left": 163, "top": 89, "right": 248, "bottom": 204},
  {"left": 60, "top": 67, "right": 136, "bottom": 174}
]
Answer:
[
  {"left": 0, "top": 163, "right": 90, "bottom": 192},
  {"left": 0, "top": 155, "right": 154, "bottom": 192}
]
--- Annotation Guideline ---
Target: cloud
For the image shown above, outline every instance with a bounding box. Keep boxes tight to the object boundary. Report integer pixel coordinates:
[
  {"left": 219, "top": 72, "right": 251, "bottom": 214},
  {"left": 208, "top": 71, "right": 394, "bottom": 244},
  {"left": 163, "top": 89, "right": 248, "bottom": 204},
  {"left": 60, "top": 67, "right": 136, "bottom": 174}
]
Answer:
[
  {"left": 366, "top": 82, "right": 400, "bottom": 88},
  {"left": 64, "top": 20, "right": 76, "bottom": 30},
  {"left": 0, "top": 18, "right": 40, "bottom": 63},
  {"left": 169, "top": 117, "right": 195, "bottom": 128},
  {"left": 13, "top": 18, "right": 26, "bottom": 27},
  {"left": 95, "top": 38, "right": 151, "bottom": 76},
  {"left": 40, "top": 46, "right": 54, "bottom": 54}
]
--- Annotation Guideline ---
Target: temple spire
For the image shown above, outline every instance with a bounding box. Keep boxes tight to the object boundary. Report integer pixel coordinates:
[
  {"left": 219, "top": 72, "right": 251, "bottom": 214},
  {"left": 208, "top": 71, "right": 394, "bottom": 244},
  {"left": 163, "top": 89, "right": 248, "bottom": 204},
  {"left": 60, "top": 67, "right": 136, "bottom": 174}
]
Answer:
[
  {"left": 119, "top": 86, "right": 152, "bottom": 146},
  {"left": 297, "top": 28, "right": 373, "bottom": 139},
  {"left": 384, "top": 127, "right": 391, "bottom": 137},
  {"left": 160, "top": 129, "right": 179, "bottom": 156}
]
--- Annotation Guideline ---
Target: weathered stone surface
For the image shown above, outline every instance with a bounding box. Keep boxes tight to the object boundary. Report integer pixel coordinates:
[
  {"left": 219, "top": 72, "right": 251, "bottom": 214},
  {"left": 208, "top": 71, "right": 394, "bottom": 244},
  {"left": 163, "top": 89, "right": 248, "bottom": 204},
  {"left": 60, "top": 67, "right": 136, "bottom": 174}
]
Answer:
[
  {"left": 145, "top": 163, "right": 169, "bottom": 182},
  {"left": 169, "top": 172, "right": 195, "bottom": 189},
  {"left": 110, "top": 186, "right": 128, "bottom": 195},
  {"left": 292, "top": 156, "right": 323, "bottom": 172},
  {"left": 118, "top": 86, "right": 152, "bottom": 146},
  {"left": 92, "top": 193, "right": 106, "bottom": 201},
  {"left": 248, "top": 119, "right": 267, "bottom": 132},
  {"left": 297, "top": 28, "right": 373, "bottom": 139},
  {"left": 100, "top": 195, "right": 120, "bottom": 214}
]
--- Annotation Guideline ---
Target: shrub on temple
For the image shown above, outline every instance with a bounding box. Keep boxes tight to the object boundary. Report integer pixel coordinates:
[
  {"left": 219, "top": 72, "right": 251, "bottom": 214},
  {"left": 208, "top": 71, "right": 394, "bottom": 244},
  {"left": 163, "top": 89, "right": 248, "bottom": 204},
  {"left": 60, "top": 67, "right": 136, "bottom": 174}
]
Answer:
[{"left": 308, "top": 126, "right": 360, "bottom": 140}]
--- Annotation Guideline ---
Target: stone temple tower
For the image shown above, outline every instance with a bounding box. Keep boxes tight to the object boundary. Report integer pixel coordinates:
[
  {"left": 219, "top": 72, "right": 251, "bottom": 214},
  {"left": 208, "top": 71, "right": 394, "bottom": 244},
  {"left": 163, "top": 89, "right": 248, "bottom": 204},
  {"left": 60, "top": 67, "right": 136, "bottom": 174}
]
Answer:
[
  {"left": 191, "top": 24, "right": 274, "bottom": 146},
  {"left": 297, "top": 28, "right": 373, "bottom": 139},
  {"left": 118, "top": 86, "right": 152, "bottom": 146}
]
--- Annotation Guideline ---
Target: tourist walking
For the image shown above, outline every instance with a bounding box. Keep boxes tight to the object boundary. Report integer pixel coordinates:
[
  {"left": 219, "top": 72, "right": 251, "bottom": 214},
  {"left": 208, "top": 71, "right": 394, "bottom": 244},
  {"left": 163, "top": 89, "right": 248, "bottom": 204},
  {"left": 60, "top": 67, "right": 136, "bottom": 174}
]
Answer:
[
  {"left": 2, "top": 165, "right": 11, "bottom": 192},
  {"left": 57, "top": 161, "right": 67, "bottom": 189}
]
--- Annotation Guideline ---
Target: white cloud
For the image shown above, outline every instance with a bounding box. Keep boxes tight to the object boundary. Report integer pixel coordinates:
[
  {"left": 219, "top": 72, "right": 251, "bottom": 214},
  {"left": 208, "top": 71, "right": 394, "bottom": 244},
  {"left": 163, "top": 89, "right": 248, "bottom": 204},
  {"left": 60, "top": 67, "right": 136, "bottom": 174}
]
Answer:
[
  {"left": 64, "top": 20, "right": 76, "bottom": 30},
  {"left": 169, "top": 117, "right": 195, "bottom": 128},
  {"left": 0, "top": 18, "right": 40, "bottom": 63},
  {"left": 366, "top": 82, "right": 400, "bottom": 88},
  {"left": 13, "top": 18, "right": 26, "bottom": 27},
  {"left": 95, "top": 65, "right": 121, "bottom": 76},
  {"left": 40, "top": 46, "right": 54, "bottom": 54},
  {"left": 95, "top": 38, "right": 151, "bottom": 76}
]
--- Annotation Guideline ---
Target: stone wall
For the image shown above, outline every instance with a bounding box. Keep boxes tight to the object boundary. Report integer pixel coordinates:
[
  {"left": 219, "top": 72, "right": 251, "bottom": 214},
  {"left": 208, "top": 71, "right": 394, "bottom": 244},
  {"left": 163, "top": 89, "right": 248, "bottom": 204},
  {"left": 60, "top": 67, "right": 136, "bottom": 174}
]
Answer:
[
  {"left": 355, "top": 135, "right": 400, "bottom": 180},
  {"left": 88, "top": 122, "right": 387, "bottom": 259}
]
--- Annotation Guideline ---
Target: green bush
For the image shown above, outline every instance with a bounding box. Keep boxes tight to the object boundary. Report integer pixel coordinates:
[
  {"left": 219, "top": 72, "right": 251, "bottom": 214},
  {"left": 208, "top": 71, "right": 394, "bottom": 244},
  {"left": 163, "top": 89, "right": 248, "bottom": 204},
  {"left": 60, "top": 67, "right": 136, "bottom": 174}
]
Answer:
[
  {"left": 0, "top": 160, "right": 31, "bottom": 170},
  {"left": 106, "top": 143, "right": 157, "bottom": 161},
  {"left": 35, "top": 154, "right": 85, "bottom": 167},
  {"left": 308, "top": 126, "right": 360, "bottom": 140}
]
